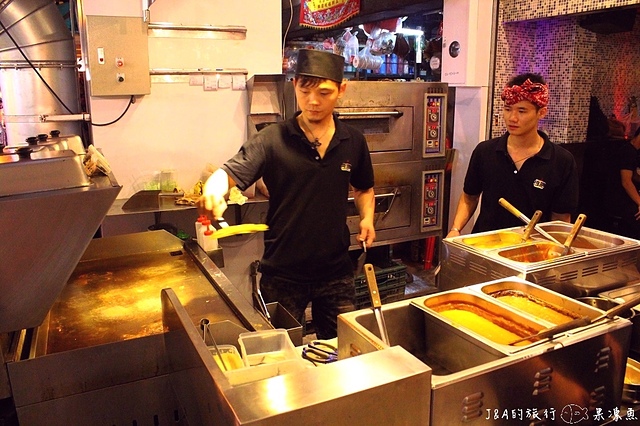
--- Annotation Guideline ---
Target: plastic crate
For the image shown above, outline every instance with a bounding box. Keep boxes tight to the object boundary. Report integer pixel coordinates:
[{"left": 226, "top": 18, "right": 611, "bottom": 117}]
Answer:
[{"left": 355, "top": 261, "right": 408, "bottom": 309}]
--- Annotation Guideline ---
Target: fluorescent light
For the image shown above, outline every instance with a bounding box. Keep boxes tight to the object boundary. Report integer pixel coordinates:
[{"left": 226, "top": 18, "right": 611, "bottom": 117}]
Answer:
[{"left": 396, "top": 28, "right": 424, "bottom": 36}]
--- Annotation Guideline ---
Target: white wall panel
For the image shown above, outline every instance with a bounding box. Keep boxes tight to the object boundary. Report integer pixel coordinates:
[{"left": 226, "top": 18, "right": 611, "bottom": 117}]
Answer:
[
  {"left": 83, "top": 0, "right": 282, "bottom": 198},
  {"left": 442, "top": 0, "right": 493, "bottom": 87},
  {"left": 82, "top": 0, "right": 282, "bottom": 294}
]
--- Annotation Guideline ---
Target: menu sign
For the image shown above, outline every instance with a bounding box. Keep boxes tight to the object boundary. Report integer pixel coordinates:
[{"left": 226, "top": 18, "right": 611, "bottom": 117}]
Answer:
[{"left": 300, "top": 0, "right": 360, "bottom": 29}]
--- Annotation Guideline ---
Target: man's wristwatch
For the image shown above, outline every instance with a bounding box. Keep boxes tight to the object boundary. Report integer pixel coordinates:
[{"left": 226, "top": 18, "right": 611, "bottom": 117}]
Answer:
[{"left": 450, "top": 227, "right": 460, "bottom": 233}]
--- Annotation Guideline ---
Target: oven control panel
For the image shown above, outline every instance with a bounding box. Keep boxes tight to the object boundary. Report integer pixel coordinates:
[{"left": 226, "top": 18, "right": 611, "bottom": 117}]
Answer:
[
  {"left": 423, "top": 93, "right": 447, "bottom": 158},
  {"left": 421, "top": 170, "right": 444, "bottom": 231}
]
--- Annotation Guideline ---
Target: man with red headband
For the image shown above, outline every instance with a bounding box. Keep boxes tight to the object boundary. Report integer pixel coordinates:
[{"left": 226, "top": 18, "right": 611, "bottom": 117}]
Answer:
[{"left": 447, "top": 73, "right": 578, "bottom": 236}]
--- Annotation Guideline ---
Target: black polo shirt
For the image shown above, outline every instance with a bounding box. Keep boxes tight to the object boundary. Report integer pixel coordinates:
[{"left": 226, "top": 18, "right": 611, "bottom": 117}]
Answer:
[
  {"left": 222, "top": 112, "right": 374, "bottom": 281},
  {"left": 608, "top": 140, "right": 640, "bottom": 217},
  {"left": 464, "top": 131, "right": 578, "bottom": 233}
]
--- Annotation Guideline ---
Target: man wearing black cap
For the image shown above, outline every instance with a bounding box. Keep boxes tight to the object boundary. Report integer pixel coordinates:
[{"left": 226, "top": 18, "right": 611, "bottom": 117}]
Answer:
[{"left": 199, "top": 49, "right": 376, "bottom": 339}]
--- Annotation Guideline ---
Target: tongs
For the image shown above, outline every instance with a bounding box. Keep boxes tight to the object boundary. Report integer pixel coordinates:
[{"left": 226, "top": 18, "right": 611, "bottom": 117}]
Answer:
[
  {"left": 509, "top": 292, "right": 640, "bottom": 345},
  {"left": 250, "top": 260, "right": 270, "bottom": 321},
  {"left": 498, "top": 198, "right": 563, "bottom": 246},
  {"left": 200, "top": 318, "right": 228, "bottom": 371}
]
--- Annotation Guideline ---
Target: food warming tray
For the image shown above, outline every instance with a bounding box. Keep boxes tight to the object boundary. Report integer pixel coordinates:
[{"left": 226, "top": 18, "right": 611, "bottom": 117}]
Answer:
[
  {"left": 441, "top": 221, "right": 640, "bottom": 296},
  {"left": 337, "top": 276, "right": 632, "bottom": 426}
]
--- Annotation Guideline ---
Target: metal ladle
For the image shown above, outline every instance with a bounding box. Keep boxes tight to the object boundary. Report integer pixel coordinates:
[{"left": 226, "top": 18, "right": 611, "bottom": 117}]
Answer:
[{"left": 200, "top": 318, "right": 228, "bottom": 371}]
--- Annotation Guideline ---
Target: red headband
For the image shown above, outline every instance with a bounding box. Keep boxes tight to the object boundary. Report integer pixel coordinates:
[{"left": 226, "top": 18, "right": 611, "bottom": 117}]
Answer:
[{"left": 501, "top": 78, "right": 549, "bottom": 108}]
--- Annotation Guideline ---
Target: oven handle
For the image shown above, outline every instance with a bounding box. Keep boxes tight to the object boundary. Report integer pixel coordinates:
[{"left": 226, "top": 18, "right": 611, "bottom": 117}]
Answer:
[
  {"left": 347, "top": 188, "right": 401, "bottom": 217},
  {"left": 335, "top": 110, "right": 404, "bottom": 118}
]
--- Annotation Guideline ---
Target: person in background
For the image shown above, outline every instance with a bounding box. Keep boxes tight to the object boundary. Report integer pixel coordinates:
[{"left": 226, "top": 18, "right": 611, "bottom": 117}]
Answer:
[
  {"left": 579, "top": 96, "right": 611, "bottom": 231},
  {"left": 198, "top": 49, "right": 376, "bottom": 339},
  {"left": 607, "top": 126, "right": 640, "bottom": 239},
  {"left": 447, "top": 73, "right": 579, "bottom": 237}
]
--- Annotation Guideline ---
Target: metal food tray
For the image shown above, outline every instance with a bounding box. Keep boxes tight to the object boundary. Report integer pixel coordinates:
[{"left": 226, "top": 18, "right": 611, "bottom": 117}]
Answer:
[
  {"left": 471, "top": 278, "right": 604, "bottom": 324},
  {"left": 536, "top": 222, "right": 632, "bottom": 252},
  {"left": 448, "top": 221, "right": 638, "bottom": 257},
  {"left": 599, "top": 282, "right": 640, "bottom": 353},
  {"left": 410, "top": 288, "right": 552, "bottom": 356},
  {"left": 337, "top": 284, "right": 632, "bottom": 426},
  {"left": 440, "top": 221, "right": 640, "bottom": 296},
  {"left": 599, "top": 281, "right": 640, "bottom": 306}
]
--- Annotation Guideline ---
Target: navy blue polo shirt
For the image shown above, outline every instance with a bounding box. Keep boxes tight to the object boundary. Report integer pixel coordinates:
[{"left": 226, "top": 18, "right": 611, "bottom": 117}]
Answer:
[
  {"left": 222, "top": 112, "right": 374, "bottom": 281},
  {"left": 464, "top": 131, "right": 578, "bottom": 233}
]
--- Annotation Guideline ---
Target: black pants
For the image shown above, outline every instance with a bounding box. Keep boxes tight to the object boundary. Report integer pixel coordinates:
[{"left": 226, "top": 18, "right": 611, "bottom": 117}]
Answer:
[
  {"left": 612, "top": 204, "right": 640, "bottom": 240},
  {"left": 259, "top": 273, "right": 355, "bottom": 340}
]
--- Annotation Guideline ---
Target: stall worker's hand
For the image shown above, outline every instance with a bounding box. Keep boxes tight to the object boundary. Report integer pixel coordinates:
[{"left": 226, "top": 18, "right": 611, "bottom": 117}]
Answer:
[
  {"left": 198, "top": 168, "right": 229, "bottom": 219},
  {"left": 358, "top": 220, "right": 376, "bottom": 248},
  {"left": 445, "top": 228, "right": 461, "bottom": 238}
]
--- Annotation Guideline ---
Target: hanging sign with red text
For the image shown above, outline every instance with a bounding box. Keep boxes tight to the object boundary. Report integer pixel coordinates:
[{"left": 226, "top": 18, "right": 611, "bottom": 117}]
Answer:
[{"left": 299, "top": 0, "right": 360, "bottom": 29}]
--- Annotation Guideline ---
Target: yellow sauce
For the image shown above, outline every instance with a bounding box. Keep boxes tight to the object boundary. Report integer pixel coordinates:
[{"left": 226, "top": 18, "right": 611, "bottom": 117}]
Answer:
[
  {"left": 495, "top": 295, "right": 577, "bottom": 325},
  {"left": 213, "top": 351, "right": 244, "bottom": 371},
  {"left": 462, "top": 232, "right": 524, "bottom": 250},
  {"left": 427, "top": 302, "right": 537, "bottom": 346}
]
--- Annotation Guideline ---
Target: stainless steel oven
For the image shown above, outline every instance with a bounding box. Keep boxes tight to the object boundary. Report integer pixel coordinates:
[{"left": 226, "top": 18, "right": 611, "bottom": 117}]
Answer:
[{"left": 285, "top": 80, "right": 451, "bottom": 247}]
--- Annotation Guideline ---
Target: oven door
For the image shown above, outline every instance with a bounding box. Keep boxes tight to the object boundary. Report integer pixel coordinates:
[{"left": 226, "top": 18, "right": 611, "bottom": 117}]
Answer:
[
  {"left": 335, "top": 107, "right": 413, "bottom": 156},
  {"left": 347, "top": 184, "right": 410, "bottom": 240},
  {"left": 347, "top": 161, "right": 444, "bottom": 247}
]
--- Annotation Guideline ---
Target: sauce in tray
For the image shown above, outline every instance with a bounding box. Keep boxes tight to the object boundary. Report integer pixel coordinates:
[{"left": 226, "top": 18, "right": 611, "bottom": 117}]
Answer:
[
  {"left": 427, "top": 301, "right": 539, "bottom": 346},
  {"left": 489, "top": 290, "right": 581, "bottom": 325}
]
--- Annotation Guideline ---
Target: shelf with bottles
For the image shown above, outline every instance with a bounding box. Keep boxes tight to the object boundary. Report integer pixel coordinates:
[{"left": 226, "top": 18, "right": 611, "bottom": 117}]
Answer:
[
  {"left": 284, "top": 44, "right": 438, "bottom": 82},
  {"left": 283, "top": 18, "right": 442, "bottom": 82},
  {"left": 345, "top": 53, "right": 439, "bottom": 82}
]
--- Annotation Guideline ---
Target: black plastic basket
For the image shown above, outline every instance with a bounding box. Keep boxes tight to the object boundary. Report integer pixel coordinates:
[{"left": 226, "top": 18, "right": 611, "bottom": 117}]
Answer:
[{"left": 354, "top": 261, "right": 408, "bottom": 309}]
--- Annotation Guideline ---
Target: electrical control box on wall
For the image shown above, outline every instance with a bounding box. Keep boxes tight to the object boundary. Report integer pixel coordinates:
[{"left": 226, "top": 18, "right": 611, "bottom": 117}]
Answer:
[
  {"left": 85, "top": 16, "right": 151, "bottom": 96},
  {"left": 441, "top": 0, "right": 493, "bottom": 87}
]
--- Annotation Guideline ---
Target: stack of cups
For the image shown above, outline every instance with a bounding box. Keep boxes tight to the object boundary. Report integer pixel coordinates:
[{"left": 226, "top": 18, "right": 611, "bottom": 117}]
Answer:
[{"left": 353, "top": 50, "right": 383, "bottom": 71}]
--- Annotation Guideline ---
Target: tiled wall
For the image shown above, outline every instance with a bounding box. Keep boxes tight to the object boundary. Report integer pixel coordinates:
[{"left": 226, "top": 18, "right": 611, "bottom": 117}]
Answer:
[
  {"left": 502, "top": 0, "right": 639, "bottom": 22},
  {"left": 592, "top": 19, "right": 640, "bottom": 121},
  {"left": 493, "top": 0, "right": 640, "bottom": 142}
]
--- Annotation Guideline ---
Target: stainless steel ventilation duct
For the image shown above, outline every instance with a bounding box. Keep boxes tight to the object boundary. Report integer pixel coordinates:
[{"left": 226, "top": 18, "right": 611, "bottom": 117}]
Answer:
[{"left": 0, "top": 0, "right": 81, "bottom": 146}]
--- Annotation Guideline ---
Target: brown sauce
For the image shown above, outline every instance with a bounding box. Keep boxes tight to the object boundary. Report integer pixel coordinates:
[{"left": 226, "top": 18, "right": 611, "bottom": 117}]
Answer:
[{"left": 489, "top": 290, "right": 581, "bottom": 325}]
